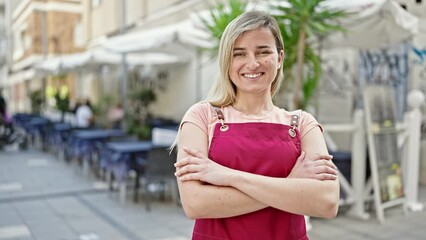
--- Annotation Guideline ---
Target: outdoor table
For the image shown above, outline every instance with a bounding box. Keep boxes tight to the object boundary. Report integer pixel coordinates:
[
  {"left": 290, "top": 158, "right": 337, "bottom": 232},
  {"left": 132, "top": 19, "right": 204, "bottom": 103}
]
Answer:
[
  {"left": 72, "top": 129, "right": 125, "bottom": 140},
  {"left": 106, "top": 141, "right": 152, "bottom": 153},
  {"left": 66, "top": 129, "right": 126, "bottom": 174},
  {"left": 103, "top": 141, "right": 153, "bottom": 203},
  {"left": 22, "top": 117, "right": 50, "bottom": 149},
  {"left": 48, "top": 122, "right": 72, "bottom": 155}
]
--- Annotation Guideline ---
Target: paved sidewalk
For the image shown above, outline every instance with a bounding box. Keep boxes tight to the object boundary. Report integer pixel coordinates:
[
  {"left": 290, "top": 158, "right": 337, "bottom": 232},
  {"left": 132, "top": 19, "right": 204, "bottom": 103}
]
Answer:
[{"left": 1, "top": 149, "right": 426, "bottom": 240}]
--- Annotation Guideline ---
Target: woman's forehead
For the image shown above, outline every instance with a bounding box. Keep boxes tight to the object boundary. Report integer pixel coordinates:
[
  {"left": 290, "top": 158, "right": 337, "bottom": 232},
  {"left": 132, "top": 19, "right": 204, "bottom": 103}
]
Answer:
[{"left": 233, "top": 28, "right": 275, "bottom": 47}]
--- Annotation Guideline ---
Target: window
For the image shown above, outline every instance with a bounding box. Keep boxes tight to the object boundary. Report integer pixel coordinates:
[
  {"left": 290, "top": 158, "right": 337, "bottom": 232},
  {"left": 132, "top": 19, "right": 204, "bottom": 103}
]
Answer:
[
  {"left": 91, "top": 0, "right": 102, "bottom": 8},
  {"left": 13, "top": 31, "right": 24, "bottom": 60},
  {"left": 73, "top": 21, "right": 85, "bottom": 47},
  {"left": 23, "top": 32, "right": 31, "bottom": 50}
]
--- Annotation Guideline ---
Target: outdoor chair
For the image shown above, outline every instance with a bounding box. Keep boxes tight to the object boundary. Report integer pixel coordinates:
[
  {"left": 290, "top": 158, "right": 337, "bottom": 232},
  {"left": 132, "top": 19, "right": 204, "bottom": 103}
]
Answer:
[{"left": 141, "top": 146, "right": 179, "bottom": 211}]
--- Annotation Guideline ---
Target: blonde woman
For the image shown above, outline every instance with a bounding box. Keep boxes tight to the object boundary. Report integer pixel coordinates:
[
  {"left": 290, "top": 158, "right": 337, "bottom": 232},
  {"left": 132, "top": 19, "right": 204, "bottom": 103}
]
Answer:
[{"left": 174, "top": 11, "right": 339, "bottom": 240}]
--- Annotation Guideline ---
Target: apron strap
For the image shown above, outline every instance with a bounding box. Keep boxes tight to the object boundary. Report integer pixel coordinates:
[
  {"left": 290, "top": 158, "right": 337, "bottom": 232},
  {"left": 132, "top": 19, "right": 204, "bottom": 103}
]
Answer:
[
  {"left": 288, "top": 110, "right": 301, "bottom": 138},
  {"left": 290, "top": 114, "right": 299, "bottom": 128},
  {"left": 214, "top": 108, "right": 225, "bottom": 121},
  {"left": 211, "top": 105, "right": 229, "bottom": 132}
]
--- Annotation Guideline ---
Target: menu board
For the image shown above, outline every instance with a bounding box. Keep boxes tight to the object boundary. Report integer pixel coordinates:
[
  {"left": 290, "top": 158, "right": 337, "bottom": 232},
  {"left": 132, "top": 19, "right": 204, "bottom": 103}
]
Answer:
[{"left": 363, "top": 85, "right": 405, "bottom": 222}]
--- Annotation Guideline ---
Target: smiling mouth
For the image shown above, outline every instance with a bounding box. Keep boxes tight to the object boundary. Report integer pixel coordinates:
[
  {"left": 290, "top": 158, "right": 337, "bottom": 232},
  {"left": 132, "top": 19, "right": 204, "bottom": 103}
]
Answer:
[{"left": 243, "top": 73, "right": 263, "bottom": 79}]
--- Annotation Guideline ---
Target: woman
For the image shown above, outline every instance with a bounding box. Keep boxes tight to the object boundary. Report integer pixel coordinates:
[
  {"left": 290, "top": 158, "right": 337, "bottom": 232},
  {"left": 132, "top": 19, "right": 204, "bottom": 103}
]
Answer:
[{"left": 174, "top": 11, "right": 339, "bottom": 240}]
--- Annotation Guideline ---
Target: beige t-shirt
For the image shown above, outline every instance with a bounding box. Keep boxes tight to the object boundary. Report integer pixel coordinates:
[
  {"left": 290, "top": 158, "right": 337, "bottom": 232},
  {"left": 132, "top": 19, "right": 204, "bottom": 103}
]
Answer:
[{"left": 181, "top": 102, "right": 322, "bottom": 147}]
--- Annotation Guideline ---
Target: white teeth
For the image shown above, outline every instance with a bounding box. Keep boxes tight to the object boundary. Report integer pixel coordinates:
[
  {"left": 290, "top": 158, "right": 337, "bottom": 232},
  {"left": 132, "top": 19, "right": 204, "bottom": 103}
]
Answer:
[{"left": 243, "top": 73, "right": 261, "bottom": 78}]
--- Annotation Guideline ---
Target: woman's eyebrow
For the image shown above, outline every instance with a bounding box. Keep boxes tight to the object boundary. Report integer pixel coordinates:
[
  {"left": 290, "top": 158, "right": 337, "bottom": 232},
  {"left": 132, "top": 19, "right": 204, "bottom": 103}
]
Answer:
[
  {"left": 233, "top": 47, "right": 245, "bottom": 51},
  {"left": 257, "top": 45, "right": 272, "bottom": 49},
  {"left": 233, "top": 46, "right": 272, "bottom": 51}
]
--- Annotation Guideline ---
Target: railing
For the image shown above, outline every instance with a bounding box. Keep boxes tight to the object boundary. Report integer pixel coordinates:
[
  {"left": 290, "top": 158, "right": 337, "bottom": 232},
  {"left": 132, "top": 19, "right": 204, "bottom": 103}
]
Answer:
[{"left": 322, "top": 89, "right": 424, "bottom": 220}]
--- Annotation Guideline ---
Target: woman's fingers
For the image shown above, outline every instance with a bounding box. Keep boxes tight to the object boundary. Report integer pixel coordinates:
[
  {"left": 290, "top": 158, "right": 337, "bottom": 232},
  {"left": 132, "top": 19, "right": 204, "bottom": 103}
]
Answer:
[
  {"left": 297, "top": 151, "right": 306, "bottom": 162},
  {"left": 308, "top": 160, "right": 338, "bottom": 173},
  {"left": 175, "top": 163, "right": 202, "bottom": 177},
  {"left": 176, "top": 172, "right": 203, "bottom": 181},
  {"left": 314, "top": 154, "right": 333, "bottom": 161},
  {"left": 174, "top": 149, "right": 208, "bottom": 180},
  {"left": 175, "top": 154, "right": 204, "bottom": 168},
  {"left": 315, "top": 159, "right": 337, "bottom": 170},
  {"left": 316, "top": 173, "right": 338, "bottom": 181}
]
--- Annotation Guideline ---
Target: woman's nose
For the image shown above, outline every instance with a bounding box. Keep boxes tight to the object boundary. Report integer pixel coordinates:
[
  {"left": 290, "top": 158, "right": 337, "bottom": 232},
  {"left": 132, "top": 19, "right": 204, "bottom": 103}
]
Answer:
[{"left": 246, "top": 55, "right": 260, "bottom": 69}]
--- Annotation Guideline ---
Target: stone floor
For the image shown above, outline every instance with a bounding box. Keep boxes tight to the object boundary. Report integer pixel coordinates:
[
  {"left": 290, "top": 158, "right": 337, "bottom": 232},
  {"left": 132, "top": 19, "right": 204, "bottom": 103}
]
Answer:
[{"left": 0, "top": 148, "right": 425, "bottom": 240}]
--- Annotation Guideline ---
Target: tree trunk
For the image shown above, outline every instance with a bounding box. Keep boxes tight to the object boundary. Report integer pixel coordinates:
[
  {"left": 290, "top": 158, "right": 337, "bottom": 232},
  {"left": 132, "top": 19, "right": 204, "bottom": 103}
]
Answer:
[{"left": 294, "top": 26, "right": 306, "bottom": 109}]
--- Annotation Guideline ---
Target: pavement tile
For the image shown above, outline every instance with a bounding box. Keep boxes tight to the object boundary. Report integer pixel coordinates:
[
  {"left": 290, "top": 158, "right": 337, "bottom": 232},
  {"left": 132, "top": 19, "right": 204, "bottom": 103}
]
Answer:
[
  {"left": 0, "top": 224, "right": 31, "bottom": 239},
  {"left": 2, "top": 150, "right": 426, "bottom": 240},
  {"left": 0, "top": 183, "right": 23, "bottom": 193}
]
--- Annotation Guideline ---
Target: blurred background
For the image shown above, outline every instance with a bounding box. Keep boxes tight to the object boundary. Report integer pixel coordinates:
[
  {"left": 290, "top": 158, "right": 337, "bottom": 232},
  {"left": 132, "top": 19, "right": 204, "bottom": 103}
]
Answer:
[{"left": 1, "top": 0, "right": 426, "bottom": 239}]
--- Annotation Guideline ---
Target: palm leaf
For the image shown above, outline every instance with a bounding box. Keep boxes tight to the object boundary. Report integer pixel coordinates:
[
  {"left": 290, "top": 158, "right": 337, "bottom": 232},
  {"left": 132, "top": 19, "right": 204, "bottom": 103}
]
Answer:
[{"left": 273, "top": 0, "right": 348, "bottom": 109}]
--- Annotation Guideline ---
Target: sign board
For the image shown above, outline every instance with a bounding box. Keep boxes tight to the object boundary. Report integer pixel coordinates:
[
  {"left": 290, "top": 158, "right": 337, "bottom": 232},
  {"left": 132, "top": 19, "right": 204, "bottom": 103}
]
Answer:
[{"left": 363, "top": 85, "right": 406, "bottom": 223}]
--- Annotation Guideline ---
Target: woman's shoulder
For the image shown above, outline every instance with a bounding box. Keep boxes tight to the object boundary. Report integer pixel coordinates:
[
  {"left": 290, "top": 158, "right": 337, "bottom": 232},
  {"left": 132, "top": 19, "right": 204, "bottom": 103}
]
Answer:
[
  {"left": 279, "top": 108, "right": 316, "bottom": 119},
  {"left": 273, "top": 107, "right": 318, "bottom": 128},
  {"left": 183, "top": 101, "right": 216, "bottom": 123},
  {"left": 186, "top": 101, "right": 213, "bottom": 115}
]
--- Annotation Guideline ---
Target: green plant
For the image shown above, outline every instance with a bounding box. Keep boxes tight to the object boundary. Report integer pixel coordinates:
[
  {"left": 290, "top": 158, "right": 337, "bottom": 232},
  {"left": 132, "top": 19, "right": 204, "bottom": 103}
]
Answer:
[
  {"left": 126, "top": 88, "right": 157, "bottom": 140},
  {"left": 126, "top": 117, "right": 152, "bottom": 140},
  {"left": 200, "top": 0, "right": 248, "bottom": 55},
  {"left": 92, "top": 94, "right": 116, "bottom": 116},
  {"left": 54, "top": 89, "right": 69, "bottom": 121},
  {"left": 200, "top": 0, "right": 347, "bottom": 110},
  {"left": 131, "top": 88, "right": 157, "bottom": 108},
  {"left": 28, "top": 89, "right": 44, "bottom": 114},
  {"left": 274, "top": 0, "right": 346, "bottom": 109}
]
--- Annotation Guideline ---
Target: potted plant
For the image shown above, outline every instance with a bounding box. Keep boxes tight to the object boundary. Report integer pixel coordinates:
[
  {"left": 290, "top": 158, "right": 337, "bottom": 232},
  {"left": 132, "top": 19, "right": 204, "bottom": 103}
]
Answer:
[
  {"left": 28, "top": 89, "right": 44, "bottom": 114},
  {"left": 127, "top": 88, "right": 157, "bottom": 140}
]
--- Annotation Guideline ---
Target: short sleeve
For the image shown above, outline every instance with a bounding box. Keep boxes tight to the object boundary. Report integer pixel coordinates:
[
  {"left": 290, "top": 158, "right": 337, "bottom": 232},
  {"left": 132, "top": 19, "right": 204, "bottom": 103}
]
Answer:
[
  {"left": 299, "top": 111, "right": 323, "bottom": 139},
  {"left": 180, "top": 102, "right": 211, "bottom": 135}
]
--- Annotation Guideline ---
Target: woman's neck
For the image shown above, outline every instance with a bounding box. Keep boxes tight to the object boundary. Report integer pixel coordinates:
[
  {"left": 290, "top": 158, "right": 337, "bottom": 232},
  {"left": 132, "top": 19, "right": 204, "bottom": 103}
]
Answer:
[{"left": 232, "top": 96, "right": 274, "bottom": 116}]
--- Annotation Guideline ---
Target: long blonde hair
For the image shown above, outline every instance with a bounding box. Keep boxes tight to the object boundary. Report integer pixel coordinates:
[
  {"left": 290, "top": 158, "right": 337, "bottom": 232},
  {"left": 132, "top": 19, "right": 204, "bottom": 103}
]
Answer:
[
  {"left": 207, "top": 11, "right": 284, "bottom": 107},
  {"left": 171, "top": 11, "right": 284, "bottom": 151}
]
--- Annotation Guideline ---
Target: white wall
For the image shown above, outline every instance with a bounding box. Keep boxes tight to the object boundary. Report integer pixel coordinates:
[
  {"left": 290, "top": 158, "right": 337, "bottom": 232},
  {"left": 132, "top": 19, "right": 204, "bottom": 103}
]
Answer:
[
  {"left": 150, "top": 62, "right": 195, "bottom": 121},
  {"left": 149, "top": 48, "right": 218, "bottom": 121}
]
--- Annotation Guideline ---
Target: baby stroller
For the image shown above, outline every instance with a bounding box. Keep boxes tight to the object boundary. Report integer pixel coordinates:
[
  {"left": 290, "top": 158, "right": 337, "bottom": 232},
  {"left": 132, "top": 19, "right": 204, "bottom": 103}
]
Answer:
[{"left": 0, "top": 115, "right": 27, "bottom": 150}]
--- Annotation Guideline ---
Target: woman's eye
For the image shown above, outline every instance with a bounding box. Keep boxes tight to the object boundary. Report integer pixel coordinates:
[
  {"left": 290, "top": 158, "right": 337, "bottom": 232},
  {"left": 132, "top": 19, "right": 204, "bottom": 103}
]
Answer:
[
  {"left": 233, "top": 52, "right": 245, "bottom": 57},
  {"left": 257, "top": 51, "right": 271, "bottom": 56}
]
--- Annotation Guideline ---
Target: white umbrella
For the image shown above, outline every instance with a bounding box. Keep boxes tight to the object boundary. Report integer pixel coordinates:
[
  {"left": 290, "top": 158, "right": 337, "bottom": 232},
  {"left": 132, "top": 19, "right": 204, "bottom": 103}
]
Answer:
[
  {"left": 35, "top": 49, "right": 186, "bottom": 73},
  {"left": 102, "top": 20, "right": 214, "bottom": 53},
  {"left": 36, "top": 57, "right": 62, "bottom": 73},
  {"left": 321, "top": 0, "right": 418, "bottom": 49}
]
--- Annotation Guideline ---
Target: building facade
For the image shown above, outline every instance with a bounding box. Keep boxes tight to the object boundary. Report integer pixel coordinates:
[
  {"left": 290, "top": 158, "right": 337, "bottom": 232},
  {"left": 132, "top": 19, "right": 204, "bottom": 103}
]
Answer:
[
  {"left": 79, "top": 0, "right": 217, "bottom": 121},
  {"left": 6, "top": 0, "right": 83, "bottom": 112},
  {"left": 0, "top": 1, "right": 7, "bottom": 94}
]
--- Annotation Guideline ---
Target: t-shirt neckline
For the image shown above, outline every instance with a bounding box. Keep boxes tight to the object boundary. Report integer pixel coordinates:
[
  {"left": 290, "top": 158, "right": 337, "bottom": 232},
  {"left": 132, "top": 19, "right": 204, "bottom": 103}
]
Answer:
[{"left": 228, "top": 105, "right": 278, "bottom": 120}]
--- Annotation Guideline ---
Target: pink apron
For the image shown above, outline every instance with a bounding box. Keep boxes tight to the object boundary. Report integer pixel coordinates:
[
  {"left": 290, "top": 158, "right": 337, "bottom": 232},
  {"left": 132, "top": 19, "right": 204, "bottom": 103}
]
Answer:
[{"left": 192, "top": 108, "right": 308, "bottom": 240}]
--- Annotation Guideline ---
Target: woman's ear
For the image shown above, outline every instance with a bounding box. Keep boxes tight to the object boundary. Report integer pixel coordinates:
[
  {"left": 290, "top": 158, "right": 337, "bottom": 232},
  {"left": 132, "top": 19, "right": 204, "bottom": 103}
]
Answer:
[{"left": 278, "top": 50, "right": 284, "bottom": 66}]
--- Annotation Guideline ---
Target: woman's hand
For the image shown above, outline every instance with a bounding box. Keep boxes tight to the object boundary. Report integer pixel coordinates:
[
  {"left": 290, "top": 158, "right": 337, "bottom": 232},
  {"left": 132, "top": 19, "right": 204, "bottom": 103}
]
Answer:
[
  {"left": 175, "top": 147, "right": 234, "bottom": 186},
  {"left": 288, "top": 151, "right": 338, "bottom": 181}
]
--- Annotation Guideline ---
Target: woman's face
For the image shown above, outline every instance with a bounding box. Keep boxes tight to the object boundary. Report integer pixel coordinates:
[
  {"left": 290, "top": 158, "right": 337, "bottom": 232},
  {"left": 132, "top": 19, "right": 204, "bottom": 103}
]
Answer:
[{"left": 229, "top": 27, "right": 283, "bottom": 96}]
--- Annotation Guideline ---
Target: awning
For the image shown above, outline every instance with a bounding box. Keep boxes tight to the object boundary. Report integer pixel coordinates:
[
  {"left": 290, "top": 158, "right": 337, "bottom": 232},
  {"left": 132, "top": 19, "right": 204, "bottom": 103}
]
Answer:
[
  {"left": 35, "top": 49, "right": 186, "bottom": 73},
  {"left": 7, "top": 69, "right": 36, "bottom": 86},
  {"left": 102, "top": 20, "right": 214, "bottom": 53}
]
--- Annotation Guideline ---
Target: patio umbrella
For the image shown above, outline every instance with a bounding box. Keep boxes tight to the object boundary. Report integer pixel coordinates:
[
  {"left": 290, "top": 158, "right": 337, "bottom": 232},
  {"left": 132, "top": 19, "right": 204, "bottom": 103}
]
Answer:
[
  {"left": 102, "top": 20, "right": 214, "bottom": 53},
  {"left": 320, "top": 0, "right": 418, "bottom": 49},
  {"left": 35, "top": 49, "right": 186, "bottom": 74}
]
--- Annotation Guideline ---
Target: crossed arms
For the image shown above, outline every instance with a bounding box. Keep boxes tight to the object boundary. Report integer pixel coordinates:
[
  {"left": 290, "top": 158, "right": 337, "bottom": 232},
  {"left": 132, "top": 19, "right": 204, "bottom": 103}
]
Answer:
[{"left": 175, "top": 122, "right": 340, "bottom": 219}]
